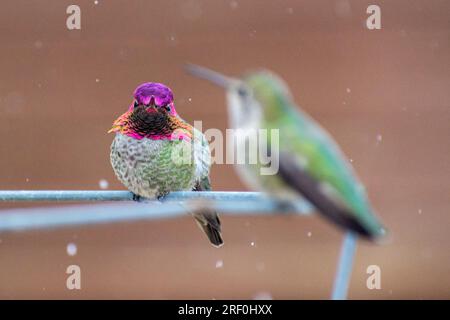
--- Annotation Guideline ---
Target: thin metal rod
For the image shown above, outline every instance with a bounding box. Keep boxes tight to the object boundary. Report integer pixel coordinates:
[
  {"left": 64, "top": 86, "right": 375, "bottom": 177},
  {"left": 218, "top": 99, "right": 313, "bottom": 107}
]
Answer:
[
  {"left": 331, "top": 232, "right": 358, "bottom": 300},
  {"left": 0, "top": 190, "right": 306, "bottom": 204},
  {"left": 0, "top": 190, "right": 135, "bottom": 202},
  {"left": 0, "top": 191, "right": 312, "bottom": 232}
]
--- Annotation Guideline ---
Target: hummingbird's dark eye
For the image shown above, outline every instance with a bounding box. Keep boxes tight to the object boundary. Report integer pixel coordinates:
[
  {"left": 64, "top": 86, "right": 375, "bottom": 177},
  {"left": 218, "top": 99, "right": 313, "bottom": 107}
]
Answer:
[
  {"left": 164, "top": 105, "right": 171, "bottom": 112},
  {"left": 133, "top": 100, "right": 139, "bottom": 108},
  {"left": 237, "top": 86, "right": 248, "bottom": 97}
]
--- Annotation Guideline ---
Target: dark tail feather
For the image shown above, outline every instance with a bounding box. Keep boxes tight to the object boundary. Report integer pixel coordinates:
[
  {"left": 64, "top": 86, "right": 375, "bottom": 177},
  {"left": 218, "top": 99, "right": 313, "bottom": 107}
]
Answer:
[
  {"left": 194, "top": 213, "right": 224, "bottom": 247},
  {"left": 192, "top": 178, "right": 224, "bottom": 247},
  {"left": 202, "top": 222, "right": 224, "bottom": 247}
]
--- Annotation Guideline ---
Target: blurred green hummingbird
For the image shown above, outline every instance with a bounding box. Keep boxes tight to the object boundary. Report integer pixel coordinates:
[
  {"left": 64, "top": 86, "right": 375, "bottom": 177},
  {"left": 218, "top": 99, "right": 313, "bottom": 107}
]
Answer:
[{"left": 186, "top": 65, "right": 386, "bottom": 240}]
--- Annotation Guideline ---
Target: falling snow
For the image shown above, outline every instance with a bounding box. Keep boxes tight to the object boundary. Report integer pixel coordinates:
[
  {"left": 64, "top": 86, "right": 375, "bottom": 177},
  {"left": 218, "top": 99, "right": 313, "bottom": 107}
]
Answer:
[
  {"left": 286, "top": 8, "right": 294, "bottom": 14},
  {"left": 307, "top": 232, "right": 312, "bottom": 237},
  {"left": 166, "top": 35, "right": 178, "bottom": 47},
  {"left": 376, "top": 134, "right": 383, "bottom": 143},
  {"left": 34, "top": 40, "right": 43, "bottom": 49},
  {"left": 253, "top": 291, "right": 273, "bottom": 300},
  {"left": 99, "top": 179, "right": 109, "bottom": 189},
  {"left": 66, "top": 243, "right": 77, "bottom": 256},
  {"left": 95, "top": 78, "right": 100, "bottom": 83},
  {"left": 346, "top": 88, "right": 351, "bottom": 93},
  {"left": 230, "top": 1, "right": 238, "bottom": 10},
  {"left": 215, "top": 260, "right": 224, "bottom": 268},
  {"left": 250, "top": 241, "right": 255, "bottom": 247},
  {"left": 94, "top": 0, "right": 99, "bottom": 5},
  {"left": 418, "top": 209, "right": 422, "bottom": 215}
]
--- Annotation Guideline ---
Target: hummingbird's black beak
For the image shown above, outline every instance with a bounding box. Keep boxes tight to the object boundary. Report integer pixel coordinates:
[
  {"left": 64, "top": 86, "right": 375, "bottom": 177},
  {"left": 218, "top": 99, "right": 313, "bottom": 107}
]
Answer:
[{"left": 185, "top": 64, "right": 234, "bottom": 89}]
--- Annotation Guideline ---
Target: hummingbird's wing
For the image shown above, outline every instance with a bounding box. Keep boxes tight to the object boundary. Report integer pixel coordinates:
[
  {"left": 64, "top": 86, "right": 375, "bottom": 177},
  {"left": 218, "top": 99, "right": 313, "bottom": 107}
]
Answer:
[
  {"left": 277, "top": 150, "right": 375, "bottom": 238},
  {"left": 272, "top": 109, "right": 385, "bottom": 239}
]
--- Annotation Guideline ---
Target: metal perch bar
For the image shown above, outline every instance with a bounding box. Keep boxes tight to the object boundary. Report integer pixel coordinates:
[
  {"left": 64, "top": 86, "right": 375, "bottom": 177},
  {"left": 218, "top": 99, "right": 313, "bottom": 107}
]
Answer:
[
  {"left": 0, "top": 191, "right": 312, "bottom": 232},
  {"left": 0, "top": 190, "right": 308, "bottom": 205},
  {"left": 0, "top": 190, "right": 356, "bottom": 300},
  {"left": 331, "top": 232, "right": 358, "bottom": 300}
]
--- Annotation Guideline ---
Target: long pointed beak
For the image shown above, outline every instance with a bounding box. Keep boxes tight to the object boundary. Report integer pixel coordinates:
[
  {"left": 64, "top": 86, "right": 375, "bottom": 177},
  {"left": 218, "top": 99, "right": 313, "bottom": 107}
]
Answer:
[
  {"left": 185, "top": 63, "right": 235, "bottom": 89},
  {"left": 107, "top": 126, "right": 117, "bottom": 133},
  {"left": 108, "top": 122, "right": 120, "bottom": 133},
  {"left": 108, "top": 110, "right": 130, "bottom": 133}
]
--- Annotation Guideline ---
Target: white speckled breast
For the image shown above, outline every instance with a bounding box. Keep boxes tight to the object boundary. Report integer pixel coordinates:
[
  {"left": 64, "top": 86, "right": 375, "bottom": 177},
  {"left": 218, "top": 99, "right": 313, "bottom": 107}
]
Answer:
[{"left": 110, "top": 132, "right": 210, "bottom": 198}]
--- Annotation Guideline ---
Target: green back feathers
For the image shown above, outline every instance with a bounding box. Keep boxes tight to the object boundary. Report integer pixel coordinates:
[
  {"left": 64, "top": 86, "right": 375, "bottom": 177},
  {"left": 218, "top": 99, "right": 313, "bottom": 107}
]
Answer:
[{"left": 245, "top": 71, "right": 384, "bottom": 237}]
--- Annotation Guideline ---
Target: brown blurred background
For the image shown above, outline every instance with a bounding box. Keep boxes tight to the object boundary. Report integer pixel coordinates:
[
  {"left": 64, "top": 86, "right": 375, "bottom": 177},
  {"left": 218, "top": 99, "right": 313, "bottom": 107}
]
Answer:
[{"left": 0, "top": 0, "right": 449, "bottom": 299}]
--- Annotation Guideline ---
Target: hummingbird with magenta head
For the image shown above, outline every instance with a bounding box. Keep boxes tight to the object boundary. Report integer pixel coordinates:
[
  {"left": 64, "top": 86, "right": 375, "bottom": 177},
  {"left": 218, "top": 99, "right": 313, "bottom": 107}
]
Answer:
[
  {"left": 108, "top": 82, "right": 223, "bottom": 247},
  {"left": 187, "top": 65, "right": 386, "bottom": 240}
]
